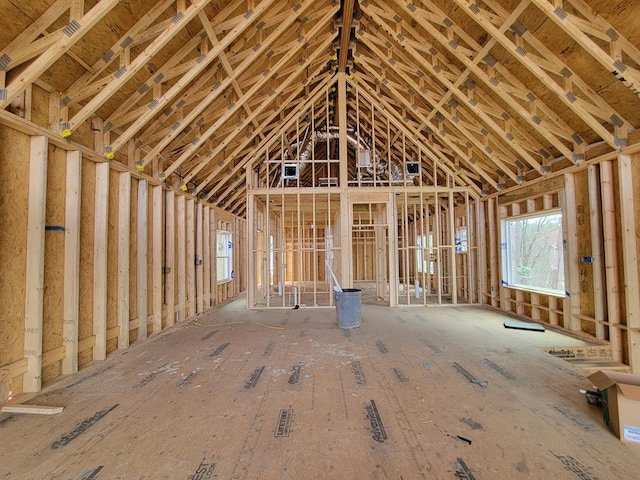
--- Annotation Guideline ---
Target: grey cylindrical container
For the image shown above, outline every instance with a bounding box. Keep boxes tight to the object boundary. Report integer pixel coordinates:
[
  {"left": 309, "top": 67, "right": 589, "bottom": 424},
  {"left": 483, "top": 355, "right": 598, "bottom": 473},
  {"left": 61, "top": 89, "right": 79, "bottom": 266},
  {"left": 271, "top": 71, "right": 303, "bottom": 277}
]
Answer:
[{"left": 335, "top": 288, "right": 362, "bottom": 329}]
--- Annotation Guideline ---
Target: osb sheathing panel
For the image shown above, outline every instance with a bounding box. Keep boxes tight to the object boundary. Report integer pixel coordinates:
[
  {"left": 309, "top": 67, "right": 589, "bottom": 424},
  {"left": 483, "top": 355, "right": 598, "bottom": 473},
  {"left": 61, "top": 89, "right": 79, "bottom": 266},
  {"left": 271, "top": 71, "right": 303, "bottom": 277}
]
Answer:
[
  {"left": 0, "top": 2, "right": 33, "bottom": 47},
  {"left": 106, "top": 169, "right": 120, "bottom": 354},
  {"left": 78, "top": 159, "right": 96, "bottom": 368},
  {"left": 42, "top": 144, "right": 67, "bottom": 383},
  {"left": 0, "top": 125, "right": 29, "bottom": 369},
  {"left": 31, "top": 85, "right": 51, "bottom": 128}
]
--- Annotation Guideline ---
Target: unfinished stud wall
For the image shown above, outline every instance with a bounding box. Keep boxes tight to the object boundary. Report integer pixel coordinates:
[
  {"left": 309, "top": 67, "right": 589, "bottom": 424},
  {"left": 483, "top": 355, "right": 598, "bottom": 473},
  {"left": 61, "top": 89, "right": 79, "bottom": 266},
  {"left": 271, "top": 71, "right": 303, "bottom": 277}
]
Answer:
[
  {"left": 0, "top": 116, "right": 246, "bottom": 401},
  {"left": 248, "top": 192, "right": 339, "bottom": 308},
  {"left": 481, "top": 158, "right": 640, "bottom": 373}
]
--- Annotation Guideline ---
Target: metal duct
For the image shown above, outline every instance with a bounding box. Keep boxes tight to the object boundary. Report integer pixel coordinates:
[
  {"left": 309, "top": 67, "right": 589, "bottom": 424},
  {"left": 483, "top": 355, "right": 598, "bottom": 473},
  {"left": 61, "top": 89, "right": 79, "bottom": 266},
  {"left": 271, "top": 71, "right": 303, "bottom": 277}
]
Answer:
[{"left": 282, "top": 127, "right": 405, "bottom": 183}]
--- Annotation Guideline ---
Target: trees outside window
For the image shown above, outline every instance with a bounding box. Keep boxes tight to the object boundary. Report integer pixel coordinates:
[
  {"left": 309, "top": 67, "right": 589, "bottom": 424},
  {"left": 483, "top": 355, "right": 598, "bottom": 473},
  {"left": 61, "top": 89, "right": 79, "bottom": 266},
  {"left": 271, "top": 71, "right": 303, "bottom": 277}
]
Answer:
[{"left": 501, "top": 211, "right": 564, "bottom": 295}]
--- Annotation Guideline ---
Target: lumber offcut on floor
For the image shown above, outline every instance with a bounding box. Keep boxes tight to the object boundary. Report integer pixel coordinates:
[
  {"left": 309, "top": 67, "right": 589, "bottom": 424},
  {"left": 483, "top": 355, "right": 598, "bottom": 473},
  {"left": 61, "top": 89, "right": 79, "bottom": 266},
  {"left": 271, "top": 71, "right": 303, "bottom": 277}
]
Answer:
[{"left": 1, "top": 299, "right": 638, "bottom": 479}]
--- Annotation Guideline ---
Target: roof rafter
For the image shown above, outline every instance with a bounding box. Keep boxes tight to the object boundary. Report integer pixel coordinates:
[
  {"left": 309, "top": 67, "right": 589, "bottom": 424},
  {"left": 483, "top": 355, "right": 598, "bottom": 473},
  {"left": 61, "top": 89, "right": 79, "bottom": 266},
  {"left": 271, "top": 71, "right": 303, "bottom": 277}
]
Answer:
[
  {"left": 395, "top": 0, "right": 577, "bottom": 161},
  {"left": 103, "top": 0, "right": 278, "bottom": 154},
  {"left": 164, "top": 9, "right": 338, "bottom": 183},
  {"left": 450, "top": 0, "right": 630, "bottom": 150},
  {"left": 0, "top": 0, "right": 121, "bottom": 109},
  {"left": 357, "top": 52, "right": 515, "bottom": 185},
  {"left": 529, "top": 0, "right": 640, "bottom": 97},
  {"left": 358, "top": 9, "right": 544, "bottom": 175},
  {"left": 66, "top": 0, "right": 233, "bottom": 137},
  {"left": 353, "top": 77, "right": 483, "bottom": 191},
  {"left": 139, "top": 0, "right": 324, "bottom": 167},
  {"left": 202, "top": 72, "right": 334, "bottom": 200}
]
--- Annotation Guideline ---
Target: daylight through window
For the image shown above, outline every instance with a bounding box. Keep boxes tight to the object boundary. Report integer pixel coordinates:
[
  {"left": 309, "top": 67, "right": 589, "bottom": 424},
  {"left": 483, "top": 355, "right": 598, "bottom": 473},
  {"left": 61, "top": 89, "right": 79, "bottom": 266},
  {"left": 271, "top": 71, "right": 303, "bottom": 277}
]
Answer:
[
  {"left": 217, "top": 231, "right": 233, "bottom": 283},
  {"left": 501, "top": 211, "right": 565, "bottom": 295}
]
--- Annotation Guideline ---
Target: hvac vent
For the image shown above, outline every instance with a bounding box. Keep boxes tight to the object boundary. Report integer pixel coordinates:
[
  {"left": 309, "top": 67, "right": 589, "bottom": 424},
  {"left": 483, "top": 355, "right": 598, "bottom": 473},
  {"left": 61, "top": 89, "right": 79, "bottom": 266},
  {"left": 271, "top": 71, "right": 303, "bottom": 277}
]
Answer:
[
  {"left": 283, "top": 164, "right": 299, "bottom": 180},
  {"left": 405, "top": 162, "right": 421, "bottom": 177}
]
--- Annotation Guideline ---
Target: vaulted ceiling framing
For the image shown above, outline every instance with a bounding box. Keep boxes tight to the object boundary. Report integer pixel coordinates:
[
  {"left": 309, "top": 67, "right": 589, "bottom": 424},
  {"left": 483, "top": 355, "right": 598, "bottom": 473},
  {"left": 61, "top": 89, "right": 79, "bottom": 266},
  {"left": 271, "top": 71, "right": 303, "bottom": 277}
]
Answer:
[{"left": 1, "top": 0, "right": 639, "bottom": 216}]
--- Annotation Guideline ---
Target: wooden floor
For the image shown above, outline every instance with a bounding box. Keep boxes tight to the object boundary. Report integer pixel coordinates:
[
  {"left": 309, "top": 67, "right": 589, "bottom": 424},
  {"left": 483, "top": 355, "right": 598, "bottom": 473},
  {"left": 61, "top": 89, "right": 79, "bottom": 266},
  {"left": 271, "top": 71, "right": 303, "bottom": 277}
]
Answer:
[{"left": 1, "top": 298, "right": 638, "bottom": 479}]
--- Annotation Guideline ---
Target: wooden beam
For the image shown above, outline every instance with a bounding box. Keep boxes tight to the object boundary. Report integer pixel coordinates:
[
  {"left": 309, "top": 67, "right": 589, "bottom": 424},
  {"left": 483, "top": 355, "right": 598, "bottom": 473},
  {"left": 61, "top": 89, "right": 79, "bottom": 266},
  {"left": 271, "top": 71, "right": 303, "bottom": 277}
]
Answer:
[
  {"left": 176, "top": 194, "right": 186, "bottom": 322},
  {"left": 354, "top": 79, "right": 485, "bottom": 191},
  {"left": 23, "top": 136, "right": 48, "bottom": 392},
  {"left": 203, "top": 205, "right": 211, "bottom": 308},
  {"left": 196, "top": 202, "right": 204, "bottom": 314},
  {"left": 117, "top": 172, "right": 131, "bottom": 349},
  {"left": 1, "top": 405, "right": 64, "bottom": 415},
  {"left": 587, "top": 165, "right": 606, "bottom": 340},
  {"left": 498, "top": 204, "right": 508, "bottom": 311},
  {"left": 360, "top": 9, "right": 543, "bottom": 174},
  {"left": 0, "top": 0, "right": 69, "bottom": 71},
  {"left": 387, "top": 192, "right": 399, "bottom": 306},
  {"left": 0, "top": 0, "right": 120, "bottom": 109},
  {"left": 246, "top": 194, "right": 255, "bottom": 308},
  {"left": 450, "top": 0, "right": 625, "bottom": 149},
  {"left": 525, "top": 198, "right": 540, "bottom": 320},
  {"left": 617, "top": 154, "right": 640, "bottom": 373},
  {"left": 562, "top": 173, "right": 581, "bottom": 332},
  {"left": 186, "top": 198, "right": 196, "bottom": 318},
  {"left": 200, "top": 65, "right": 332, "bottom": 199},
  {"left": 138, "top": 0, "right": 322, "bottom": 165},
  {"left": 530, "top": 0, "right": 640, "bottom": 100},
  {"left": 600, "top": 161, "right": 621, "bottom": 360},
  {"left": 339, "top": 0, "right": 355, "bottom": 73},
  {"left": 62, "top": 150, "right": 82, "bottom": 374},
  {"left": 137, "top": 180, "right": 148, "bottom": 340},
  {"left": 197, "top": 10, "right": 265, "bottom": 144},
  {"left": 104, "top": 0, "right": 273, "bottom": 152},
  {"left": 67, "top": 0, "right": 216, "bottom": 134},
  {"left": 449, "top": 191, "right": 458, "bottom": 304},
  {"left": 64, "top": 0, "right": 175, "bottom": 98},
  {"left": 162, "top": 25, "right": 337, "bottom": 180},
  {"left": 152, "top": 185, "right": 163, "bottom": 334},
  {"left": 185, "top": 36, "right": 334, "bottom": 191},
  {"left": 209, "top": 208, "right": 216, "bottom": 304},
  {"left": 543, "top": 194, "right": 559, "bottom": 326},
  {"left": 102, "top": 31, "right": 207, "bottom": 128},
  {"left": 92, "top": 162, "right": 109, "bottom": 360},
  {"left": 338, "top": 73, "right": 352, "bottom": 289},
  {"left": 395, "top": 0, "right": 576, "bottom": 160},
  {"left": 355, "top": 43, "right": 518, "bottom": 185},
  {"left": 487, "top": 198, "right": 498, "bottom": 307},
  {"left": 165, "top": 190, "right": 176, "bottom": 327}
]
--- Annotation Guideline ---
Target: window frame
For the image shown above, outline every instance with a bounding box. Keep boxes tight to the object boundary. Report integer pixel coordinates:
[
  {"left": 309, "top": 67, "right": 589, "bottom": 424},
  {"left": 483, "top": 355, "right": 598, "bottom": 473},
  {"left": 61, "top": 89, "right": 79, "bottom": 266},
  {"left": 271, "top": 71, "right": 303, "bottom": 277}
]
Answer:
[
  {"left": 216, "top": 230, "right": 233, "bottom": 284},
  {"left": 500, "top": 209, "right": 565, "bottom": 297}
]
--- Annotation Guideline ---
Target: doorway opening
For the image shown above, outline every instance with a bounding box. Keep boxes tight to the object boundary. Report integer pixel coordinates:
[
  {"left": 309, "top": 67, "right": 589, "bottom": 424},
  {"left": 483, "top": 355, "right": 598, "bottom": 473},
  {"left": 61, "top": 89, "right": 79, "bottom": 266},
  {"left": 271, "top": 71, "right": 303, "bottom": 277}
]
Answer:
[{"left": 352, "top": 202, "right": 390, "bottom": 306}]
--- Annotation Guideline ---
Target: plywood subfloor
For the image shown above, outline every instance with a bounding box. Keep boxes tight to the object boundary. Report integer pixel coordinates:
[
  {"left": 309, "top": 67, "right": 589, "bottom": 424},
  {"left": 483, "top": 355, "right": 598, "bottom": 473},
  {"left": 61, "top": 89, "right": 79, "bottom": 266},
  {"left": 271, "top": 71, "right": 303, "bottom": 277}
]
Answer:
[{"left": 1, "top": 299, "right": 638, "bottom": 479}]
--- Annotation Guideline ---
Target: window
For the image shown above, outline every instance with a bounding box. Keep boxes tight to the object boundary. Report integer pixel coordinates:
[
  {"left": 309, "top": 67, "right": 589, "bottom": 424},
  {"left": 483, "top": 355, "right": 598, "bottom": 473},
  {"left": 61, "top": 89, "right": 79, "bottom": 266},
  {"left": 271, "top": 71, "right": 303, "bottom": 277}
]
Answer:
[
  {"left": 217, "top": 231, "right": 233, "bottom": 283},
  {"left": 501, "top": 211, "right": 565, "bottom": 295},
  {"left": 455, "top": 226, "right": 468, "bottom": 253},
  {"left": 416, "top": 234, "right": 435, "bottom": 275}
]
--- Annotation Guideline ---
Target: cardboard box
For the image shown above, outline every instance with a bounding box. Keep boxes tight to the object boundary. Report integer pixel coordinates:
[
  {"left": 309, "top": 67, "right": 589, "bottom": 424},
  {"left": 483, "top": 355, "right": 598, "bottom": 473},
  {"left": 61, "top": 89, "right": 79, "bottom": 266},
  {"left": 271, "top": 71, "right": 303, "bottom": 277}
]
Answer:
[{"left": 588, "top": 370, "right": 640, "bottom": 445}]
